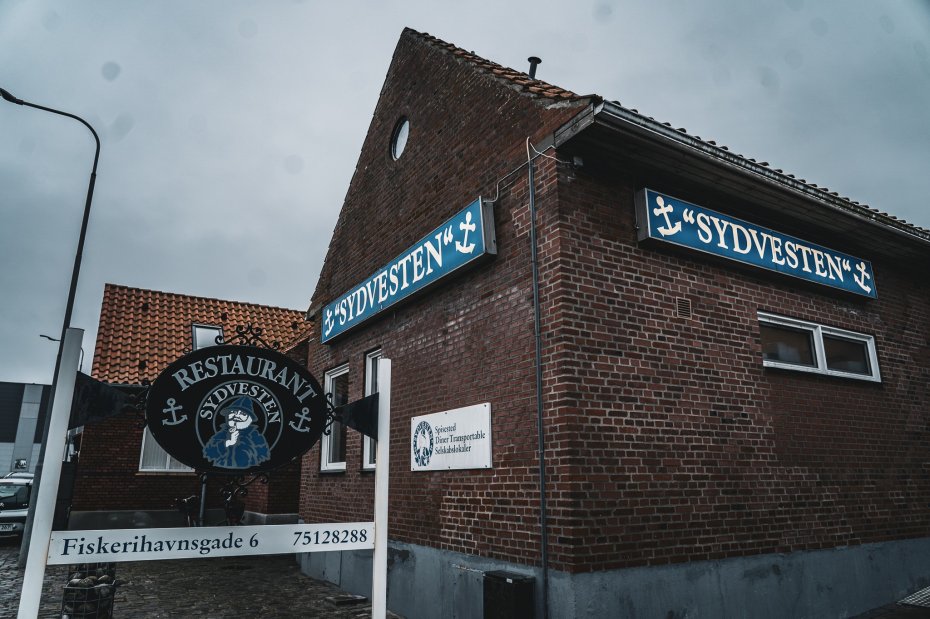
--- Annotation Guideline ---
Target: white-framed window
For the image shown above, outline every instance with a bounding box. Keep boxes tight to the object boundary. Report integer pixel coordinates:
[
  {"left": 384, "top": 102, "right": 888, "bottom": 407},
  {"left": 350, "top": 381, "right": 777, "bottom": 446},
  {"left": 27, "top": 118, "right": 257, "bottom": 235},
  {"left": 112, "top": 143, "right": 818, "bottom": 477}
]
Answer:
[
  {"left": 192, "top": 324, "right": 223, "bottom": 350},
  {"left": 321, "top": 364, "right": 349, "bottom": 472},
  {"left": 758, "top": 311, "right": 881, "bottom": 382},
  {"left": 136, "top": 323, "right": 222, "bottom": 472},
  {"left": 139, "top": 427, "right": 192, "bottom": 472},
  {"left": 362, "top": 349, "right": 382, "bottom": 470}
]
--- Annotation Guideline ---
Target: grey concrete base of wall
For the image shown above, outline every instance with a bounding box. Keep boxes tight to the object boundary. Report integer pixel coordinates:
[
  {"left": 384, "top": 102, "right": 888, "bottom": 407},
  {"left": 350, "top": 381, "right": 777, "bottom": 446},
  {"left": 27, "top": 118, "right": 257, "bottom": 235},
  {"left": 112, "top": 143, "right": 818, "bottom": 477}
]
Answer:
[
  {"left": 298, "top": 537, "right": 930, "bottom": 619},
  {"left": 298, "top": 541, "right": 537, "bottom": 619}
]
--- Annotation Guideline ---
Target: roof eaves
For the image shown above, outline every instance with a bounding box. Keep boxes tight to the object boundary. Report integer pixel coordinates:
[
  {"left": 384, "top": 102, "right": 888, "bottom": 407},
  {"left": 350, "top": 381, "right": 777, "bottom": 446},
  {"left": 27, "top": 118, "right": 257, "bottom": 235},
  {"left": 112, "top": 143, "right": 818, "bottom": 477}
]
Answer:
[
  {"left": 282, "top": 324, "right": 315, "bottom": 354},
  {"left": 583, "top": 101, "right": 930, "bottom": 247}
]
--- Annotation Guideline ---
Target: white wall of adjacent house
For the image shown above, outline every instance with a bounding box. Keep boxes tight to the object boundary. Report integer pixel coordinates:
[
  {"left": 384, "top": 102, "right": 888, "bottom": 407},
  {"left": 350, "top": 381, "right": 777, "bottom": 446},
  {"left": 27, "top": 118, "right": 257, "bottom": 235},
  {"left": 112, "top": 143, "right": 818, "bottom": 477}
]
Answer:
[
  {"left": 2, "top": 444, "right": 43, "bottom": 474},
  {"left": 5, "top": 384, "right": 43, "bottom": 474},
  {"left": 0, "top": 443, "right": 13, "bottom": 473}
]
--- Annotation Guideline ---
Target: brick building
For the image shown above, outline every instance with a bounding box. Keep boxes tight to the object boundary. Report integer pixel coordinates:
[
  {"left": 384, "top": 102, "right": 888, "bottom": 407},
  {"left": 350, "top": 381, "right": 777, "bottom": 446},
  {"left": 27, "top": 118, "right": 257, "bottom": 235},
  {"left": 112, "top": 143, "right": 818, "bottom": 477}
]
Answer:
[
  {"left": 292, "top": 29, "right": 930, "bottom": 618},
  {"left": 70, "top": 283, "right": 307, "bottom": 526}
]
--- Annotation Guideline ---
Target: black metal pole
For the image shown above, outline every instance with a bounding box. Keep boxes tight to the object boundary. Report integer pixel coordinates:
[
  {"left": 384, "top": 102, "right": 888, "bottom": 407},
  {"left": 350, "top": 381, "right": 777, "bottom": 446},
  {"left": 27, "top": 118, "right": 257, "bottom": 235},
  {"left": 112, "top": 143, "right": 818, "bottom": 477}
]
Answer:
[
  {"left": 1, "top": 88, "right": 100, "bottom": 566},
  {"left": 199, "top": 473, "right": 208, "bottom": 526},
  {"left": 527, "top": 143, "right": 549, "bottom": 618}
]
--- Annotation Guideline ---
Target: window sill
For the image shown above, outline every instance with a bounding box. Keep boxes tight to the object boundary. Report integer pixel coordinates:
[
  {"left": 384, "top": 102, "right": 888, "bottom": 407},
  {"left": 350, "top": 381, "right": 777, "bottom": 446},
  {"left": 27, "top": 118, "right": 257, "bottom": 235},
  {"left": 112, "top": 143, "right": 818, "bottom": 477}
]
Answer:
[
  {"left": 762, "top": 361, "right": 881, "bottom": 383},
  {"left": 136, "top": 470, "right": 197, "bottom": 475}
]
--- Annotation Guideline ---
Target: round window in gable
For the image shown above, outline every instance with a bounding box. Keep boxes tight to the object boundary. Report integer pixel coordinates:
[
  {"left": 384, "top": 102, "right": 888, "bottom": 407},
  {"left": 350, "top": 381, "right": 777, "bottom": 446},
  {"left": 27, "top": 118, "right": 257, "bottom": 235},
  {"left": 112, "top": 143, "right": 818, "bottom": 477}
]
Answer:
[{"left": 390, "top": 117, "right": 410, "bottom": 160}]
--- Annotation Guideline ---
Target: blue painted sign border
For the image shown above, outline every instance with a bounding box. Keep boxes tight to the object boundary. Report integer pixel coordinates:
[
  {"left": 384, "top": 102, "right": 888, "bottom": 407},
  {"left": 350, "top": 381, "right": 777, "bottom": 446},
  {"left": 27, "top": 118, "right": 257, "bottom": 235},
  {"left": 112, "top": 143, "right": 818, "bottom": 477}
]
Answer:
[
  {"left": 322, "top": 198, "right": 496, "bottom": 343},
  {"left": 635, "top": 189, "right": 877, "bottom": 298}
]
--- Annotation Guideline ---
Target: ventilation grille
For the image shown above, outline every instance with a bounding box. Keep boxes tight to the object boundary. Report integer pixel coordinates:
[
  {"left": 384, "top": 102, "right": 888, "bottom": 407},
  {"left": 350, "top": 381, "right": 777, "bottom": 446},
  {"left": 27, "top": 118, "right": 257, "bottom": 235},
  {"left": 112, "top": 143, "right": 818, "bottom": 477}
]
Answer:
[
  {"left": 900, "top": 585, "right": 930, "bottom": 608},
  {"left": 675, "top": 297, "right": 693, "bottom": 319}
]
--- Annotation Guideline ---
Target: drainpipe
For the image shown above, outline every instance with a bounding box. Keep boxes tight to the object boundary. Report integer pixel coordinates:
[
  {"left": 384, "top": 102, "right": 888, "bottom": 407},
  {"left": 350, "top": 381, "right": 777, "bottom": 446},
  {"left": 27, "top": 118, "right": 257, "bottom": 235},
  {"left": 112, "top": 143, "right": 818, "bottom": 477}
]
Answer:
[{"left": 526, "top": 139, "right": 549, "bottom": 618}]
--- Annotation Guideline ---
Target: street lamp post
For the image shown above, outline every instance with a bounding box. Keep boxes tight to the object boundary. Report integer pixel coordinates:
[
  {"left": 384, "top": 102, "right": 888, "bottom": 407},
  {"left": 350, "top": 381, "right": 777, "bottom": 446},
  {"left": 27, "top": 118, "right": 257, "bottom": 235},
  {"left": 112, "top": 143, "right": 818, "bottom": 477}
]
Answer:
[
  {"left": 40, "top": 334, "right": 85, "bottom": 372},
  {"left": 0, "top": 87, "right": 100, "bottom": 566}
]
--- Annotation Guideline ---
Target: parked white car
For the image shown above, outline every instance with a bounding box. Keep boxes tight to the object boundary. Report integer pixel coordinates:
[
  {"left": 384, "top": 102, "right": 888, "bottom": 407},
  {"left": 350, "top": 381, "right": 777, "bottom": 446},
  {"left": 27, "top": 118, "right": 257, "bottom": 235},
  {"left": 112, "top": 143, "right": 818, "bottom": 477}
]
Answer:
[{"left": 0, "top": 477, "right": 32, "bottom": 538}]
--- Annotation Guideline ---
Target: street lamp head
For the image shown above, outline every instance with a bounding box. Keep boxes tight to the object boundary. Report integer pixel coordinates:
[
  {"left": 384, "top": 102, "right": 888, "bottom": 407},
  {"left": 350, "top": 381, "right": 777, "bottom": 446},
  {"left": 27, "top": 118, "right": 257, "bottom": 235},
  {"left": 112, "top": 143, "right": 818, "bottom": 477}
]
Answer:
[{"left": 0, "top": 87, "right": 24, "bottom": 105}]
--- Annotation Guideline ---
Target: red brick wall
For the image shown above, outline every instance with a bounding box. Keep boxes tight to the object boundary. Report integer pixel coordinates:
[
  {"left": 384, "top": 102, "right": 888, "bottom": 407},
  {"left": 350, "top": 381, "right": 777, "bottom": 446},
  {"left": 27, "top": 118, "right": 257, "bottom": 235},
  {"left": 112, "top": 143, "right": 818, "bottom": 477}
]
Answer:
[
  {"left": 547, "top": 164, "right": 930, "bottom": 571},
  {"left": 298, "top": 30, "right": 588, "bottom": 570},
  {"left": 71, "top": 413, "right": 215, "bottom": 512},
  {"left": 72, "top": 412, "right": 298, "bottom": 515},
  {"left": 298, "top": 29, "right": 930, "bottom": 576}
]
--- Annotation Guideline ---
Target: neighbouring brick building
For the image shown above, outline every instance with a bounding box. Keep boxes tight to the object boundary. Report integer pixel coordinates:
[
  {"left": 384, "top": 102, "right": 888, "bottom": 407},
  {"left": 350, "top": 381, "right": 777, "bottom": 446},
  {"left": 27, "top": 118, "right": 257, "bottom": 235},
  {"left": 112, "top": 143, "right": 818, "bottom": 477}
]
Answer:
[
  {"left": 292, "top": 29, "right": 930, "bottom": 618},
  {"left": 70, "top": 283, "right": 307, "bottom": 526}
]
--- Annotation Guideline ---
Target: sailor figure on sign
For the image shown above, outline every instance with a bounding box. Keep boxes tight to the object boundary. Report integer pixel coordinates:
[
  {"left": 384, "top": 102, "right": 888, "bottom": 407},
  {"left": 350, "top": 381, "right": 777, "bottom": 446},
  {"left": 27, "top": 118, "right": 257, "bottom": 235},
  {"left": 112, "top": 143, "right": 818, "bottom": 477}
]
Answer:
[{"left": 202, "top": 396, "right": 271, "bottom": 468}]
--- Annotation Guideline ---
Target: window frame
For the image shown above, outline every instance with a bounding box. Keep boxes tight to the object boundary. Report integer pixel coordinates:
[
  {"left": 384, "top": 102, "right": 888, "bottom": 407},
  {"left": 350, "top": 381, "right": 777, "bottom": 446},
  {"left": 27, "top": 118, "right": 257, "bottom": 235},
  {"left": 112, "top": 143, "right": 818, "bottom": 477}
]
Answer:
[
  {"left": 361, "top": 349, "right": 382, "bottom": 471},
  {"left": 390, "top": 117, "right": 410, "bottom": 161},
  {"left": 192, "top": 323, "right": 224, "bottom": 351},
  {"left": 321, "top": 364, "right": 349, "bottom": 472},
  {"left": 758, "top": 311, "right": 881, "bottom": 382},
  {"left": 138, "top": 427, "right": 193, "bottom": 473}
]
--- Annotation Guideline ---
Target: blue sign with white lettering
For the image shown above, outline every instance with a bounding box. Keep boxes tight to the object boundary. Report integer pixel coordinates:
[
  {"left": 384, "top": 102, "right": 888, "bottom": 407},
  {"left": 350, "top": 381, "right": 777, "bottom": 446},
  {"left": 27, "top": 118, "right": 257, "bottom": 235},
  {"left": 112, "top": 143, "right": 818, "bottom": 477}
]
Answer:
[
  {"left": 635, "top": 189, "right": 877, "bottom": 298},
  {"left": 322, "top": 198, "right": 496, "bottom": 343}
]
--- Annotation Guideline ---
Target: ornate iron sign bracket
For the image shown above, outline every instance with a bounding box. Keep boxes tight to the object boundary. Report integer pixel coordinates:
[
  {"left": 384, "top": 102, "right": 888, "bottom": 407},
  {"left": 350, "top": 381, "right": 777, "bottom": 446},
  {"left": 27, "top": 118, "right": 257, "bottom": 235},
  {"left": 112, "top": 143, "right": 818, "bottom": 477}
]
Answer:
[
  {"left": 218, "top": 322, "right": 282, "bottom": 350},
  {"left": 218, "top": 473, "right": 269, "bottom": 525}
]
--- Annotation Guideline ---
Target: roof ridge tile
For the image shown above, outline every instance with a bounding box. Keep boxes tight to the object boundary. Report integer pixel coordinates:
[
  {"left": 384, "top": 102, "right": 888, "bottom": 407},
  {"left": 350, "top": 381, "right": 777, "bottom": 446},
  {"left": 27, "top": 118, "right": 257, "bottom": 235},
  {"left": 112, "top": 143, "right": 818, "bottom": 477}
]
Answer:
[{"left": 404, "top": 28, "right": 589, "bottom": 103}]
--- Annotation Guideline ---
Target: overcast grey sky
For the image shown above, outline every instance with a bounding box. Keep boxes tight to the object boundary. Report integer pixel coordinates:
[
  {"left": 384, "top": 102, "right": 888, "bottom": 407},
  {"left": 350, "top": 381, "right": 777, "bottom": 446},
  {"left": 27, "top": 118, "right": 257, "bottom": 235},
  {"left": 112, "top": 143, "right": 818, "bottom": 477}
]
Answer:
[{"left": 1, "top": 0, "right": 928, "bottom": 384}]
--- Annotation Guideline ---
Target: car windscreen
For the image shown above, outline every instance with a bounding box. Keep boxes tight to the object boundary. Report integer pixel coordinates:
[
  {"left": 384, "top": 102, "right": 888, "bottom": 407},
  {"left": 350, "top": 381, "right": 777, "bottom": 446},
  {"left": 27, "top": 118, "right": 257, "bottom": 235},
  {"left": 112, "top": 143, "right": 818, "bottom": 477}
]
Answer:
[{"left": 0, "top": 484, "right": 29, "bottom": 506}]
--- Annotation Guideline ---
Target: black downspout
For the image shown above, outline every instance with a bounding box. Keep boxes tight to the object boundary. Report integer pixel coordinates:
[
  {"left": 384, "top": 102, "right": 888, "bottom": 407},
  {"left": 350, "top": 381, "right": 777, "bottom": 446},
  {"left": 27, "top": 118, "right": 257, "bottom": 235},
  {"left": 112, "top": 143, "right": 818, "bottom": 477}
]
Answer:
[
  {"left": 528, "top": 143, "right": 549, "bottom": 618},
  {"left": 199, "top": 473, "right": 208, "bottom": 526}
]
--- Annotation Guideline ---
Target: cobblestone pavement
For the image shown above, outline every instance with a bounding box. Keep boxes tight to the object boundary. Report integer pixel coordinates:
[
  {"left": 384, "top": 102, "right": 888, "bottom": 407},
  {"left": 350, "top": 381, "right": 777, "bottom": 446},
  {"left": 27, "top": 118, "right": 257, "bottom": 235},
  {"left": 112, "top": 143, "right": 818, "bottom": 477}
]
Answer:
[
  {"left": 851, "top": 604, "right": 930, "bottom": 618},
  {"left": 1, "top": 537, "right": 399, "bottom": 618}
]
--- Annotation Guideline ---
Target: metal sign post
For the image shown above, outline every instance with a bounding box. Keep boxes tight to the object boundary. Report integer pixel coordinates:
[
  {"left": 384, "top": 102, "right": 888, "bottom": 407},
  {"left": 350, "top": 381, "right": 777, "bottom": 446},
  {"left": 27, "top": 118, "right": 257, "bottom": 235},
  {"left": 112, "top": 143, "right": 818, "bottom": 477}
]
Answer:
[
  {"left": 19, "top": 327, "right": 83, "bottom": 619},
  {"left": 372, "top": 358, "right": 391, "bottom": 618},
  {"left": 17, "top": 342, "right": 392, "bottom": 616}
]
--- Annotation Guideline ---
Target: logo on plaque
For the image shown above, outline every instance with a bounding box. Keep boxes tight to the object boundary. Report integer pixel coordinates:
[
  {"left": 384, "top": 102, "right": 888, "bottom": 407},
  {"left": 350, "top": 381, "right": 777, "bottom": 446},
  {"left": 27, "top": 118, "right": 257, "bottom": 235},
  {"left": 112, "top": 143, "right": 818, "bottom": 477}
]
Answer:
[
  {"left": 412, "top": 421, "right": 434, "bottom": 467},
  {"left": 146, "top": 345, "right": 328, "bottom": 473}
]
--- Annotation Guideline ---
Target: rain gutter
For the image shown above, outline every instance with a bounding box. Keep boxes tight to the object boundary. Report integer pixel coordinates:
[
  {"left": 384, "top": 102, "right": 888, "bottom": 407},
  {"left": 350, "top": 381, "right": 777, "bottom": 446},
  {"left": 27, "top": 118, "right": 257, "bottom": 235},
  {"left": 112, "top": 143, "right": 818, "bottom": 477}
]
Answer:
[{"left": 555, "top": 101, "right": 930, "bottom": 249}]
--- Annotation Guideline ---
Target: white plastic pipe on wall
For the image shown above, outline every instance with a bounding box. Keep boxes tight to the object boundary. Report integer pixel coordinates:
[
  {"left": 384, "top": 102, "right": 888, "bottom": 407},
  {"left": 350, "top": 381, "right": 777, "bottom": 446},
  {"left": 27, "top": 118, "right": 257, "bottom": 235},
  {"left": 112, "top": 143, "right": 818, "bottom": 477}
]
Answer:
[{"left": 372, "top": 358, "right": 391, "bottom": 618}]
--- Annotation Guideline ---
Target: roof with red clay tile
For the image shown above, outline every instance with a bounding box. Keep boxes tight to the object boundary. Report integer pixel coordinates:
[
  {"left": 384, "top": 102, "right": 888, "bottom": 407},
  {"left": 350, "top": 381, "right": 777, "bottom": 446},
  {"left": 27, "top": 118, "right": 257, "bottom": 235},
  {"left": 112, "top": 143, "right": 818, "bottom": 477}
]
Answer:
[{"left": 92, "top": 284, "right": 307, "bottom": 384}]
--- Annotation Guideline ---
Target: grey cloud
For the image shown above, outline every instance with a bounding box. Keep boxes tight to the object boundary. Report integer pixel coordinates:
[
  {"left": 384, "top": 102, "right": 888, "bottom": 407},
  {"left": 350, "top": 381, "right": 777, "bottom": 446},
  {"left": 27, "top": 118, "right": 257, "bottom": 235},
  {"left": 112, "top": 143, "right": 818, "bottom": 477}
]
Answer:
[
  {"left": 1, "top": 0, "right": 928, "bottom": 384},
  {"left": 101, "top": 62, "right": 121, "bottom": 81}
]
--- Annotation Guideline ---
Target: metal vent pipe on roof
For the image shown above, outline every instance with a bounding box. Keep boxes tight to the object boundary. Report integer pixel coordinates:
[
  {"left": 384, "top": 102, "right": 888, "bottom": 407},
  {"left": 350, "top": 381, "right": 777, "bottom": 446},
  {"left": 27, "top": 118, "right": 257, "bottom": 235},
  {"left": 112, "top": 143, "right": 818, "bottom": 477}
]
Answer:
[{"left": 528, "top": 56, "right": 541, "bottom": 79}]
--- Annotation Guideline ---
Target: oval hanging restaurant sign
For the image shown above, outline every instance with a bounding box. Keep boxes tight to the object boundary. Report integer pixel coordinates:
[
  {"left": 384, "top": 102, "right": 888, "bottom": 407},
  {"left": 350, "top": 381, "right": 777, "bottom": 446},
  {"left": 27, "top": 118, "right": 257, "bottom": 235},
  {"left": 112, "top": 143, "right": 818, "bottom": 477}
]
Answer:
[{"left": 145, "top": 345, "right": 328, "bottom": 474}]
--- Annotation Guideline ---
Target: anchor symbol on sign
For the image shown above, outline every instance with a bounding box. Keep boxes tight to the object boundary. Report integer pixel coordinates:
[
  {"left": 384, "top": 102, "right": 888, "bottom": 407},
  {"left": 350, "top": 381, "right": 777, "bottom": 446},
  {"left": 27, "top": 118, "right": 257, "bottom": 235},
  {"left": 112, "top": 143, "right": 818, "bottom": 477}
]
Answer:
[
  {"left": 161, "top": 399, "right": 187, "bottom": 426},
  {"left": 323, "top": 308, "right": 335, "bottom": 337},
  {"left": 455, "top": 211, "right": 477, "bottom": 254},
  {"left": 653, "top": 196, "right": 682, "bottom": 237},
  {"left": 854, "top": 261, "right": 872, "bottom": 293},
  {"left": 288, "top": 407, "right": 313, "bottom": 433}
]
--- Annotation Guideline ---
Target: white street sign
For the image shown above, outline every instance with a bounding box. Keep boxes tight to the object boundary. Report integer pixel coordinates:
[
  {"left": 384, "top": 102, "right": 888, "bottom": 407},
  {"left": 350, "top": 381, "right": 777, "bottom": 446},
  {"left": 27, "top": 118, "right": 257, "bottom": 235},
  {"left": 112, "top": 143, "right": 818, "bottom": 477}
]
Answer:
[{"left": 47, "top": 522, "right": 374, "bottom": 565}]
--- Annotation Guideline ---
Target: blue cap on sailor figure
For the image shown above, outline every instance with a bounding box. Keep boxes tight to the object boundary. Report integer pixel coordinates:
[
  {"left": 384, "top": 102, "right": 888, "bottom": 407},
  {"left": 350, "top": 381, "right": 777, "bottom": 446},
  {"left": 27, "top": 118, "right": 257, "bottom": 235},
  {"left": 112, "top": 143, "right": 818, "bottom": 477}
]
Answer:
[{"left": 202, "top": 395, "right": 271, "bottom": 468}]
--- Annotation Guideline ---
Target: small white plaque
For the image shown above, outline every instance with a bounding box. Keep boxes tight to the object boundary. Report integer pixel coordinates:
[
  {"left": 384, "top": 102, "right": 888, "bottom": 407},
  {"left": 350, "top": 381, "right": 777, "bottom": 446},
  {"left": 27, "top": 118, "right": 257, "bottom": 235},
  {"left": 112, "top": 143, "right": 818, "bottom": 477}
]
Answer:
[{"left": 411, "top": 403, "right": 492, "bottom": 471}]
